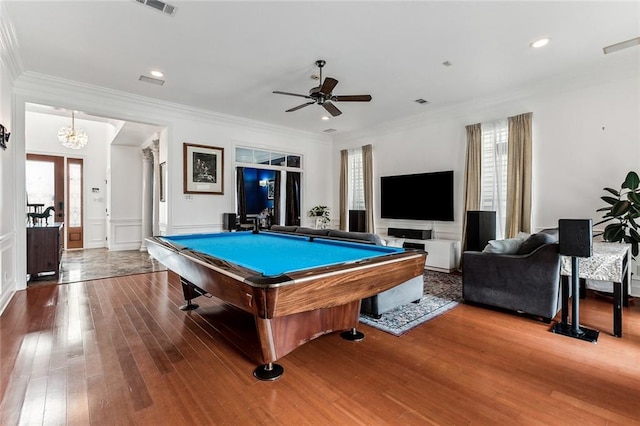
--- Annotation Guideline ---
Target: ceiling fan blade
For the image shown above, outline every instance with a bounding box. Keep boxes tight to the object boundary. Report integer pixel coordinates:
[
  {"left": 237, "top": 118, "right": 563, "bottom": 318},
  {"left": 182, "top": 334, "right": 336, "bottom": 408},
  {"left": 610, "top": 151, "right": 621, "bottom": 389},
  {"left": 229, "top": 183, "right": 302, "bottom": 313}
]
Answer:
[
  {"left": 273, "top": 90, "right": 313, "bottom": 99},
  {"left": 286, "top": 101, "right": 315, "bottom": 112},
  {"left": 333, "top": 95, "right": 372, "bottom": 102},
  {"left": 322, "top": 101, "right": 342, "bottom": 117},
  {"left": 319, "top": 77, "right": 338, "bottom": 95}
]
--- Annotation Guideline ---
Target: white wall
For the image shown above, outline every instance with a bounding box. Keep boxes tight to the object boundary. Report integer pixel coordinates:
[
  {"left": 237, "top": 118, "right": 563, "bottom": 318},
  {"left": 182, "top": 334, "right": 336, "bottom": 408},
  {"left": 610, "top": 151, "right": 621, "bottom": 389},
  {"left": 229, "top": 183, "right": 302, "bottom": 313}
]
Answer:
[
  {"left": 0, "top": 0, "right": 18, "bottom": 313},
  {"left": 109, "top": 145, "right": 143, "bottom": 250},
  {"left": 333, "top": 74, "right": 640, "bottom": 242},
  {"left": 25, "top": 111, "right": 112, "bottom": 248}
]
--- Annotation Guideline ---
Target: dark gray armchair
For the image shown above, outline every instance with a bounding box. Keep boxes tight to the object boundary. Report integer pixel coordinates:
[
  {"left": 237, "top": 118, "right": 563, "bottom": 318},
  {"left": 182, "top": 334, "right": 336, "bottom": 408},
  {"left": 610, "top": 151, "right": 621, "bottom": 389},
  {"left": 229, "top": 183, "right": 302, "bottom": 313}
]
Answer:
[{"left": 462, "top": 235, "right": 561, "bottom": 322}]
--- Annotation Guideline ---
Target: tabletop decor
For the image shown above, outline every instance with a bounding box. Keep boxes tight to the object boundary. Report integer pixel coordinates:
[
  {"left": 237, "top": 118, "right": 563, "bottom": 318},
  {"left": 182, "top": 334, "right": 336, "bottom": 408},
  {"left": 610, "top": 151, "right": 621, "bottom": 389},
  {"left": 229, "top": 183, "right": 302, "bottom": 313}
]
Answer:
[{"left": 308, "top": 205, "right": 331, "bottom": 228}]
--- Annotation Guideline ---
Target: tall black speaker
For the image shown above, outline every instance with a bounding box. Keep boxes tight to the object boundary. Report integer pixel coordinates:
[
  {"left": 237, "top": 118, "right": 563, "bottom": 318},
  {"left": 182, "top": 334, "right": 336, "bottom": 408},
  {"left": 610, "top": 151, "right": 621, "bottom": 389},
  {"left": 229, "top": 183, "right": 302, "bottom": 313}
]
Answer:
[
  {"left": 222, "top": 213, "right": 237, "bottom": 231},
  {"left": 465, "top": 210, "right": 496, "bottom": 251},
  {"left": 349, "top": 210, "right": 366, "bottom": 232}
]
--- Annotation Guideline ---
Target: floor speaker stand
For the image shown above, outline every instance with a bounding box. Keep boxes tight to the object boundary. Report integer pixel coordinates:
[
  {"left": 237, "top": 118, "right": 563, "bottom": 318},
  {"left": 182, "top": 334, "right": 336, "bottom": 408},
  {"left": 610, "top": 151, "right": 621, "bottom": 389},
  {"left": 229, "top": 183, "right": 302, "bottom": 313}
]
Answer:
[{"left": 552, "top": 256, "right": 599, "bottom": 343}]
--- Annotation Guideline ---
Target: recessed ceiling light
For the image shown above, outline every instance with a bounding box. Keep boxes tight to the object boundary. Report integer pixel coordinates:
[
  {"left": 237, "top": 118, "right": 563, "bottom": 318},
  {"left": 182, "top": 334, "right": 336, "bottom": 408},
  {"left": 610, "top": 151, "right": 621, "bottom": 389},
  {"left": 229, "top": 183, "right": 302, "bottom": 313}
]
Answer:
[
  {"left": 530, "top": 37, "right": 550, "bottom": 48},
  {"left": 321, "top": 116, "right": 330, "bottom": 121},
  {"left": 150, "top": 70, "right": 164, "bottom": 78}
]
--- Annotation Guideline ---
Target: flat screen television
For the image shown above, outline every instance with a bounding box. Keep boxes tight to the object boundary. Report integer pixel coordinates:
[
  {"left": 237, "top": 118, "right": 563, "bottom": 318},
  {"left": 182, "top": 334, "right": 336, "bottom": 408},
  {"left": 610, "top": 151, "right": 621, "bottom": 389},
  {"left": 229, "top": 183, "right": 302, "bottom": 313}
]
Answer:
[{"left": 380, "top": 170, "right": 454, "bottom": 221}]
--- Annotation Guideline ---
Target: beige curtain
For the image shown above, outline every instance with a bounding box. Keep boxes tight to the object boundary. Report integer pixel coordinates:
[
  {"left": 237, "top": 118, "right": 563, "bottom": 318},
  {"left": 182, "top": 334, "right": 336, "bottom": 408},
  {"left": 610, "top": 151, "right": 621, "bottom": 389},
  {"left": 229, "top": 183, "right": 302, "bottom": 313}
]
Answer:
[
  {"left": 362, "top": 144, "right": 375, "bottom": 233},
  {"left": 339, "top": 149, "right": 348, "bottom": 230},
  {"left": 505, "top": 112, "right": 532, "bottom": 237},
  {"left": 461, "top": 123, "right": 482, "bottom": 252}
]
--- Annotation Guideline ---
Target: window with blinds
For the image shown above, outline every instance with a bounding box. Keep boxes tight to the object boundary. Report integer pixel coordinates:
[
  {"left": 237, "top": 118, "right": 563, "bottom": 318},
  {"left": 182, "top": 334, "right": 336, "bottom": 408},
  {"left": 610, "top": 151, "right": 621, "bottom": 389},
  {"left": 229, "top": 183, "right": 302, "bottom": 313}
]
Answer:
[
  {"left": 480, "top": 119, "right": 508, "bottom": 239},
  {"left": 348, "top": 148, "right": 365, "bottom": 210}
]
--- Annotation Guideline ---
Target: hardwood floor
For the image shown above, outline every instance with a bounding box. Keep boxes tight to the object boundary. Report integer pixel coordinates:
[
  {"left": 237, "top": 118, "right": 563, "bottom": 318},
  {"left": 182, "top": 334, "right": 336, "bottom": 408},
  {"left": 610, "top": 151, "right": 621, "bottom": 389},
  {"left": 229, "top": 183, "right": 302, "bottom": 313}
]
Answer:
[{"left": 1, "top": 271, "right": 639, "bottom": 425}]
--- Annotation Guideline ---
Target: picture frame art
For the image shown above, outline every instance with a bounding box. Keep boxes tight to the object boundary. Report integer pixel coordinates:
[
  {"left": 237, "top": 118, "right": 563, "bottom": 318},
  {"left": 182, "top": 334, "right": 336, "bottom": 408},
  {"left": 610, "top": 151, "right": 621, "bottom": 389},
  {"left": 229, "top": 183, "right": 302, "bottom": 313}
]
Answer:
[
  {"left": 183, "top": 143, "right": 224, "bottom": 194},
  {"left": 267, "top": 180, "right": 275, "bottom": 200}
]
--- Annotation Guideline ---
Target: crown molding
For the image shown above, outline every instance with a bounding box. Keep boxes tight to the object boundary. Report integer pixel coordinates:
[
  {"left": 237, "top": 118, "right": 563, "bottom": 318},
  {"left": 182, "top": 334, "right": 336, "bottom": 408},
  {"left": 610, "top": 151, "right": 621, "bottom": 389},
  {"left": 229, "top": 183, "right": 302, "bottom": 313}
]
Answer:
[
  {"left": 0, "top": 2, "right": 24, "bottom": 81},
  {"left": 13, "top": 71, "right": 330, "bottom": 144}
]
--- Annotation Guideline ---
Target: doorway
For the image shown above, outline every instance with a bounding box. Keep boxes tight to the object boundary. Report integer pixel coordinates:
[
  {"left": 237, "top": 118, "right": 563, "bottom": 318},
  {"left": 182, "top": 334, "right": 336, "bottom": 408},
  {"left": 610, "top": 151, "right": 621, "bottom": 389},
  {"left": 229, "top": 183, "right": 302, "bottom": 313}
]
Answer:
[{"left": 25, "top": 154, "right": 85, "bottom": 249}]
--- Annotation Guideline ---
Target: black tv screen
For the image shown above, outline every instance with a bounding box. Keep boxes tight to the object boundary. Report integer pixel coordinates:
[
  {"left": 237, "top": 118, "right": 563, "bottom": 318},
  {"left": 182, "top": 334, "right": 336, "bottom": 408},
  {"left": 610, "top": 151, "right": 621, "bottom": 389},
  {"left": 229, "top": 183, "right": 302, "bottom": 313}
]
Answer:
[{"left": 380, "top": 171, "right": 454, "bottom": 221}]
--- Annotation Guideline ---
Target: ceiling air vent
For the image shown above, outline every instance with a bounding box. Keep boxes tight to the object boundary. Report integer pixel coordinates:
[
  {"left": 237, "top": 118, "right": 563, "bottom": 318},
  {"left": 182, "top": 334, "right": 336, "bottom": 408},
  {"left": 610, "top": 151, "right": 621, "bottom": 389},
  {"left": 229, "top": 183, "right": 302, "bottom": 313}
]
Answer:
[
  {"left": 139, "top": 75, "right": 165, "bottom": 86},
  {"left": 134, "top": 0, "right": 177, "bottom": 16}
]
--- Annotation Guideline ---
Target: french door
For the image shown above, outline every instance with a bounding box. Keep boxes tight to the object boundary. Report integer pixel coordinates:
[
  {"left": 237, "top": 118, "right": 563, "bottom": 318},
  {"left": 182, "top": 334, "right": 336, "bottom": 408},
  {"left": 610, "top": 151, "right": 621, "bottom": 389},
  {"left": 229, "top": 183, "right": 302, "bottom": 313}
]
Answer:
[{"left": 25, "top": 154, "right": 84, "bottom": 249}]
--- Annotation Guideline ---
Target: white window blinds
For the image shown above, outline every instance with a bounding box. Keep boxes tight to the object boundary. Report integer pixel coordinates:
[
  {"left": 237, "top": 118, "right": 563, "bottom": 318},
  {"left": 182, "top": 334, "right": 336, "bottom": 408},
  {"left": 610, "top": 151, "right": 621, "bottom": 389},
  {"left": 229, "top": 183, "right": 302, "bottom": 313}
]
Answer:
[
  {"left": 348, "top": 148, "right": 365, "bottom": 210},
  {"left": 480, "top": 119, "right": 508, "bottom": 239}
]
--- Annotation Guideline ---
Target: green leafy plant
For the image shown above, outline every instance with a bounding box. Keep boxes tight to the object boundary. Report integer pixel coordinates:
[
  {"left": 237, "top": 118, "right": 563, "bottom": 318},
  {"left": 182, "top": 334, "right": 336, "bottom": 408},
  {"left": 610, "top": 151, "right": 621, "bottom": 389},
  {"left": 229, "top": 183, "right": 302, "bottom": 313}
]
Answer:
[{"left": 596, "top": 171, "right": 640, "bottom": 256}]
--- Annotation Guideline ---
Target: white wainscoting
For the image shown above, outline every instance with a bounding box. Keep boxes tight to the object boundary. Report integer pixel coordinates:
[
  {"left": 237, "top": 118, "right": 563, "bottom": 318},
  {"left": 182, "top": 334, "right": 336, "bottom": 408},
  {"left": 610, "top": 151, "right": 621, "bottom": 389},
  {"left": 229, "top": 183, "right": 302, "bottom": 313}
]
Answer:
[
  {"left": 0, "top": 231, "right": 16, "bottom": 315},
  {"left": 109, "top": 219, "right": 143, "bottom": 251},
  {"left": 86, "top": 217, "right": 107, "bottom": 249}
]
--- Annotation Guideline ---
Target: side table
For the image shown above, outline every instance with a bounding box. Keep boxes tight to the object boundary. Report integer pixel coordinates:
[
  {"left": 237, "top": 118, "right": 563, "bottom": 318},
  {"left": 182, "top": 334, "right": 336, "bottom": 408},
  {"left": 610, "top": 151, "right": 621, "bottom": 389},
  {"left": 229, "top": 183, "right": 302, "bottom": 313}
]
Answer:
[{"left": 560, "top": 242, "right": 631, "bottom": 337}]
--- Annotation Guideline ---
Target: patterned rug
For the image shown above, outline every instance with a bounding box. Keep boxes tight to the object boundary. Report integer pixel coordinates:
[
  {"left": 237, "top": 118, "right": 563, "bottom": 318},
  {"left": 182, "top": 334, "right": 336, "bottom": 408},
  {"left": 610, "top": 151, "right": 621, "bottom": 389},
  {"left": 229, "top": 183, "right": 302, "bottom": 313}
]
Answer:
[{"left": 359, "top": 270, "right": 462, "bottom": 336}]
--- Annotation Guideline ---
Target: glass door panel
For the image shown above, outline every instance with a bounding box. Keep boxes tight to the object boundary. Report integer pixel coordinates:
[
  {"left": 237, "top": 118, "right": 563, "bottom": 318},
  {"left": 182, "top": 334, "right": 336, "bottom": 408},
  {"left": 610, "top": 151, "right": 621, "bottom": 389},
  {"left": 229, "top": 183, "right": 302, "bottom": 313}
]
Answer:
[{"left": 67, "top": 158, "right": 83, "bottom": 249}]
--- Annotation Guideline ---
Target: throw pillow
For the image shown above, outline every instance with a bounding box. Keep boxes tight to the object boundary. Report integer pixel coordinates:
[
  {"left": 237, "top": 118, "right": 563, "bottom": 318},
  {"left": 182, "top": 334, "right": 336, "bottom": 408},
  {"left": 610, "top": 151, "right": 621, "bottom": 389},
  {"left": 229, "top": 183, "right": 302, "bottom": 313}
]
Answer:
[
  {"left": 516, "top": 232, "right": 556, "bottom": 255},
  {"left": 482, "top": 238, "right": 524, "bottom": 254}
]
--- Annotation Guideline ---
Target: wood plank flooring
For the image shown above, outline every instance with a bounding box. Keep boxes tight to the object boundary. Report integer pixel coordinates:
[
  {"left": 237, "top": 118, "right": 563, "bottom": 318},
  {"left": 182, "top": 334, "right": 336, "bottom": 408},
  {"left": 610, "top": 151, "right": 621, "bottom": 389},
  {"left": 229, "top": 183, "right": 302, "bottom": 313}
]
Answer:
[{"left": 1, "top": 271, "right": 639, "bottom": 425}]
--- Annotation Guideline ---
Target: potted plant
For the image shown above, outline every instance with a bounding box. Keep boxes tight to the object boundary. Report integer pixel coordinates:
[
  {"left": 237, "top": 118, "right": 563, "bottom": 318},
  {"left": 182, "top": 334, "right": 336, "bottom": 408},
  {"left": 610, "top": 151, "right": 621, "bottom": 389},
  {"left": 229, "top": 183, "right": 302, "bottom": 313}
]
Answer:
[
  {"left": 308, "top": 205, "right": 331, "bottom": 228},
  {"left": 596, "top": 171, "right": 640, "bottom": 256}
]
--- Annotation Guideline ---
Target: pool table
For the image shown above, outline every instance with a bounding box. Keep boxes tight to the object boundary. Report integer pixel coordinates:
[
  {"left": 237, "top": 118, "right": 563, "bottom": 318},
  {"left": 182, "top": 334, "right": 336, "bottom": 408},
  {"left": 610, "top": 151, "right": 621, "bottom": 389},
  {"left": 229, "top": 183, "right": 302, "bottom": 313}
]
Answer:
[{"left": 146, "top": 231, "right": 426, "bottom": 380}]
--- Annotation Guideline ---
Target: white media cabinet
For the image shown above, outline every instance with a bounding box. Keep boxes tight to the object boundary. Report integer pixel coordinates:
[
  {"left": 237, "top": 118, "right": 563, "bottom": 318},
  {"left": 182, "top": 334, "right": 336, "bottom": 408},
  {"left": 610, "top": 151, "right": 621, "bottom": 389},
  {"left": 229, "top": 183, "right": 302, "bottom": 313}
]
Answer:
[{"left": 381, "top": 235, "right": 460, "bottom": 273}]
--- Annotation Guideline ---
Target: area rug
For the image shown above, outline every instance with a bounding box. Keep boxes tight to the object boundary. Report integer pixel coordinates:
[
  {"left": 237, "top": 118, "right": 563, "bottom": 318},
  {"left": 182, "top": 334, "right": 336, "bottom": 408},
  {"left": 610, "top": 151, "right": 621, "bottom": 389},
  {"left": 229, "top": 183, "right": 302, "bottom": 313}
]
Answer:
[{"left": 359, "top": 270, "right": 462, "bottom": 336}]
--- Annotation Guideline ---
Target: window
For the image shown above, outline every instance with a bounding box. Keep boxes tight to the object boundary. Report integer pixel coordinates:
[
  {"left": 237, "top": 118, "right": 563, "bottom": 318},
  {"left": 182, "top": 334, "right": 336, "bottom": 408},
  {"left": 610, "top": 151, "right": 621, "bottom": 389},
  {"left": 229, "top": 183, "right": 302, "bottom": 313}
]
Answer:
[
  {"left": 235, "top": 147, "right": 301, "bottom": 169},
  {"left": 348, "top": 148, "right": 364, "bottom": 210},
  {"left": 480, "top": 119, "right": 508, "bottom": 239}
]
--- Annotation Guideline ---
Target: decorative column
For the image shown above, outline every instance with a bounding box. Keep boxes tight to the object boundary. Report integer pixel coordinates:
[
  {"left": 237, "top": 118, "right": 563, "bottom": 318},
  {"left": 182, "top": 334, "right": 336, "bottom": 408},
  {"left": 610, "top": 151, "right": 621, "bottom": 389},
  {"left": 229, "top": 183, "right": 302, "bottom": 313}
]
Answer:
[
  {"left": 140, "top": 147, "right": 154, "bottom": 251},
  {"left": 151, "top": 139, "right": 160, "bottom": 236}
]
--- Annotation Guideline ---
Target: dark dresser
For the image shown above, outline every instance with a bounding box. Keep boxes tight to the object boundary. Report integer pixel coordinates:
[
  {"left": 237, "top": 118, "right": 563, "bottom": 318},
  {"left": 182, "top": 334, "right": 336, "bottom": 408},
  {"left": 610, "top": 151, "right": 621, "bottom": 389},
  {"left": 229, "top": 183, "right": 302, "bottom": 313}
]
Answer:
[{"left": 27, "top": 222, "right": 64, "bottom": 281}]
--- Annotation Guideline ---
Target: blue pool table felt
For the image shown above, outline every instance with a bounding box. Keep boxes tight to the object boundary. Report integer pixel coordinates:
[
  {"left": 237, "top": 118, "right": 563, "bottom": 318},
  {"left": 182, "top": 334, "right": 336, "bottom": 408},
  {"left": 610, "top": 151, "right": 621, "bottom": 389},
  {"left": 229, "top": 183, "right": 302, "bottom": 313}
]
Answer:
[{"left": 161, "top": 232, "right": 403, "bottom": 277}]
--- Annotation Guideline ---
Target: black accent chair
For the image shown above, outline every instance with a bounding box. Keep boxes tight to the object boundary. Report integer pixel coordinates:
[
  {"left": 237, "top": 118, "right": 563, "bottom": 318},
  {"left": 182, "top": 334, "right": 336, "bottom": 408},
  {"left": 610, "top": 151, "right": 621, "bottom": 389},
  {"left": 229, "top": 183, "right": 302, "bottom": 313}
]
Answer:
[{"left": 462, "top": 232, "right": 561, "bottom": 323}]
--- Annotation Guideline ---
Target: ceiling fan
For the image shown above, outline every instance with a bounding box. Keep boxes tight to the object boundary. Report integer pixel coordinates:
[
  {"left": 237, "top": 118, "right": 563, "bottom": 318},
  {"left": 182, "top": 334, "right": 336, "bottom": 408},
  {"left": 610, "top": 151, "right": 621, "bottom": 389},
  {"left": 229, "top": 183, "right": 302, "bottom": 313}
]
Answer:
[{"left": 273, "top": 60, "right": 372, "bottom": 117}]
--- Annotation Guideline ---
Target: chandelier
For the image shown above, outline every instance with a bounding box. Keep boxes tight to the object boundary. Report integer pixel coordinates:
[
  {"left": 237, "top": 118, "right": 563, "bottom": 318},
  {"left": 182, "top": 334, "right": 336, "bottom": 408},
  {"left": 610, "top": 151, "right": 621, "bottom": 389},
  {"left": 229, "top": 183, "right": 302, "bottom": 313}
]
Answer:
[{"left": 58, "top": 111, "right": 88, "bottom": 149}]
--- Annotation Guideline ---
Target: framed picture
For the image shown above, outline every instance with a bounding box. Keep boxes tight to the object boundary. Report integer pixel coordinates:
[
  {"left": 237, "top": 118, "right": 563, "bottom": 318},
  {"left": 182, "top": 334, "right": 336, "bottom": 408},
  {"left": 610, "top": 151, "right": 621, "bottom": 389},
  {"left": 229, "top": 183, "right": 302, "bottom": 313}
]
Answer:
[
  {"left": 267, "top": 180, "right": 275, "bottom": 200},
  {"left": 159, "top": 162, "right": 167, "bottom": 202},
  {"left": 183, "top": 143, "right": 224, "bottom": 194}
]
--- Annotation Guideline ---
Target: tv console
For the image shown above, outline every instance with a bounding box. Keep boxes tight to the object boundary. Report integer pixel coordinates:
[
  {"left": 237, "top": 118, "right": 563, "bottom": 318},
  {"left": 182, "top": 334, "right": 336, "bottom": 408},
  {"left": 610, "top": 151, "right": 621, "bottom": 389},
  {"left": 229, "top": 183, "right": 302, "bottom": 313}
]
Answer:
[{"left": 382, "top": 234, "right": 460, "bottom": 273}]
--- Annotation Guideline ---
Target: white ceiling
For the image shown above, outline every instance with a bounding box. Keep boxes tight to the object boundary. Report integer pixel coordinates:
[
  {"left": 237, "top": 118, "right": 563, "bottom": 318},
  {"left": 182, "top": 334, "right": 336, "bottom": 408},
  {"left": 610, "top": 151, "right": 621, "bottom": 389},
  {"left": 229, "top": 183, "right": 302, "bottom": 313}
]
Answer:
[{"left": 5, "top": 1, "right": 640, "bottom": 135}]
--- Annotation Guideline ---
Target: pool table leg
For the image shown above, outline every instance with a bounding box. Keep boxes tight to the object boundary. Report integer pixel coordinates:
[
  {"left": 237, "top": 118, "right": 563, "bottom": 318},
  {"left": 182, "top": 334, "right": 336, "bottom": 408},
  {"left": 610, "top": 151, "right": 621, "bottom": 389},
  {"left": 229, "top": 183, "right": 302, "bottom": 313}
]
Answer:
[
  {"left": 340, "top": 327, "right": 365, "bottom": 341},
  {"left": 253, "top": 363, "right": 284, "bottom": 381},
  {"left": 179, "top": 278, "right": 200, "bottom": 311}
]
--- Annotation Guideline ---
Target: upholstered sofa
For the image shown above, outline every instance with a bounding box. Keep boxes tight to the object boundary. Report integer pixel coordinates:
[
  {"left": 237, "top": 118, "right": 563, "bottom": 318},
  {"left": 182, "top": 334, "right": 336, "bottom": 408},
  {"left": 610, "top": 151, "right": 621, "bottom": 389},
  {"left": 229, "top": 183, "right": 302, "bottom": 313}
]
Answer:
[
  {"left": 462, "top": 231, "right": 561, "bottom": 322},
  {"left": 269, "top": 225, "right": 425, "bottom": 318}
]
